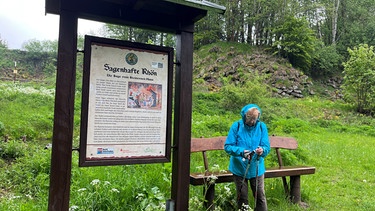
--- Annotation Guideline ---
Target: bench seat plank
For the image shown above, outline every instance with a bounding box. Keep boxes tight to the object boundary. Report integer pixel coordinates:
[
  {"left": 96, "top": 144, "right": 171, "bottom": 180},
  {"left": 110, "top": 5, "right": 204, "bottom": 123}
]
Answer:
[
  {"left": 265, "top": 166, "right": 315, "bottom": 178},
  {"left": 190, "top": 165, "right": 315, "bottom": 186},
  {"left": 190, "top": 171, "right": 233, "bottom": 186}
]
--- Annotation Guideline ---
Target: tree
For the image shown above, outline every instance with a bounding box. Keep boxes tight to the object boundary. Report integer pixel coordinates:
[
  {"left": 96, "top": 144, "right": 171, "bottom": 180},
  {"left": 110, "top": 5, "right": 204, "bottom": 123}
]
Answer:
[
  {"left": 21, "top": 39, "right": 58, "bottom": 75},
  {"left": 0, "top": 35, "right": 7, "bottom": 49},
  {"left": 331, "top": 0, "right": 340, "bottom": 44},
  {"left": 272, "top": 16, "right": 316, "bottom": 71},
  {"left": 103, "top": 24, "right": 173, "bottom": 47},
  {"left": 311, "top": 43, "right": 343, "bottom": 76},
  {"left": 332, "top": 0, "right": 375, "bottom": 57},
  {"left": 342, "top": 44, "right": 375, "bottom": 114},
  {"left": 194, "top": 9, "right": 225, "bottom": 49}
]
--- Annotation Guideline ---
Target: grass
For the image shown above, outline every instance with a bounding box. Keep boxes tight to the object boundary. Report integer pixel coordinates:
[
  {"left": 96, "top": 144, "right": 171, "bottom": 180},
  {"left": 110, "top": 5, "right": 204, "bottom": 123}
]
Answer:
[
  {"left": 295, "top": 131, "right": 375, "bottom": 210},
  {"left": 1, "top": 77, "right": 375, "bottom": 210}
]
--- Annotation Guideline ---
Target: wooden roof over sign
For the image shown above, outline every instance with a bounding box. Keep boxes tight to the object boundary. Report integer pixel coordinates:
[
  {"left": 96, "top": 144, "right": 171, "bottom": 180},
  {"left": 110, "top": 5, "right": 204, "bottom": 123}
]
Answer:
[{"left": 45, "top": 0, "right": 226, "bottom": 33}]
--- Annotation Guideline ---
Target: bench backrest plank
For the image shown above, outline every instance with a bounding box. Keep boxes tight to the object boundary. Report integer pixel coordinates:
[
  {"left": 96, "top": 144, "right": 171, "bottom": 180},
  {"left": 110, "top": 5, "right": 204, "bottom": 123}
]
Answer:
[
  {"left": 269, "top": 136, "right": 298, "bottom": 149},
  {"left": 191, "top": 136, "right": 298, "bottom": 152},
  {"left": 191, "top": 136, "right": 227, "bottom": 152},
  {"left": 191, "top": 136, "right": 300, "bottom": 171}
]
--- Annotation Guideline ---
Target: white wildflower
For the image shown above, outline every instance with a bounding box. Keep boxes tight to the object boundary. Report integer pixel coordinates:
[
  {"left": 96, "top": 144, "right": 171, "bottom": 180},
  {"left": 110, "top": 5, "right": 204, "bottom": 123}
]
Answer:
[
  {"left": 1, "top": 84, "right": 55, "bottom": 97},
  {"left": 111, "top": 188, "right": 120, "bottom": 193},
  {"left": 224, "top": 185, "right": 230, "bottom": 192},
  {"left": 136, "top": 193, "right": 145, "bottom": 200},
  {"left": 196, "top": 166, "right": 204, "bottom": 171},
  {"left": 9, "top": 195, "right": 21, "bottom": 200},
  {"left": 208, "top": 174, "right": 218, "bottom": 181},
  {"left": 69, "top": 205, "right": 79, "bottom": 211},
  {"left": 239, "top": 203, "right": 252, "bottom": 211},
  {"left": 78, "top": 188, "right": 87, "bottom": 192},
  {"left": 90, "top": 179, "right": 100, "bottom": 185}
]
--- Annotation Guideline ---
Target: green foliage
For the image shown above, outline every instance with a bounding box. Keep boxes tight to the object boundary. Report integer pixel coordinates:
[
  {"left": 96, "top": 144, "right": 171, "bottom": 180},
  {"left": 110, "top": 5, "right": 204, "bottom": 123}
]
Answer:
[
  {"left": 194, "top": 10, "right": 225, "bottom": 50},
  {"left": 6, "top": 147, "right": 51, "bottom": 195},
  {"left": 219, "top": 74, "right": 272, "bottom": 111},
  {"left": 2, "top": 77, "right": 375, "bottom": 210},
  {"left": 0, "top": 140, "right": 26, "bottom": 161},
  {"left": 196, "top": 41, "right": 252, "bottom": 58},
  {"left": 311, "top": 43, "right": 343, "bottom": 76},
  {"left": 20, "top": 39, "right": 58, "bottom": 76},
  {"left": 191, "top": 113, "right": 235, "bottom": 137},
  {"left": 0, "top": 47, "right": 56, "bottom": 78},
  {"left": 104, "top": 24, "right": 174, "bottom": 47},
  {"left": 0, "top": 83, "right": 55, "bottom": 141},
  {"left": 22, "top": 39, "right": 57, "bottom": 54},
  {"left": 69, "top": 179, "right": 125, "bottom": 211},
  {"left": 192, "top": 92, "right": 238, "bottom": 137},
  {"left": 271, "top": 118, "right": 310, "bottom": 134},
  {"left": 334, "top": 0, "right": 375, "bottom": 57},
  {"left": 3, "top": 37, "right": 375, "bottom": 210},
  {"left": 272, "top": 16, "right": 316, "bottom": 71},
  {"left": 0, "top": 121, "right": 4, "bottom": 137},
  {"left": 342, "top": 44, "right": 375, "bottom": 114},
  {"left": 69, "top": 160, "right": 172, "bottom": 211},
  {"left": 0, "top": 36, "right": 7, "bottom": 49},
  {"left": 192, "top": 92, "right": 223, "bottom": 115}
]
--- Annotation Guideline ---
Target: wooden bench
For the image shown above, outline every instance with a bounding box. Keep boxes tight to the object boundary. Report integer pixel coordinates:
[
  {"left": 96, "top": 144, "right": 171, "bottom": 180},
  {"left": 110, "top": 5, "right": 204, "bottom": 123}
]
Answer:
[{"left": 190, "top": 136, "right": 316, "bottom": 210}]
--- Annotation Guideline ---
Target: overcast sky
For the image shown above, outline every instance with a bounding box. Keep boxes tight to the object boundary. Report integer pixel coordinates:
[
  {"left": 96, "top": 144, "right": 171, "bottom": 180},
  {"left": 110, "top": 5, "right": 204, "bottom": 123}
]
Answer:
[{"left": 0, "top": 0, "right": 104, "bottom": 49}]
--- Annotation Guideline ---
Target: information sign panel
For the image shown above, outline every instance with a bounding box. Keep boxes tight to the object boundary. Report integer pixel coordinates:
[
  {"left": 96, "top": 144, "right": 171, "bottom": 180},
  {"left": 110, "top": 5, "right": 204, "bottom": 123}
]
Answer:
[{"left": 79, "top": 35, "right": 173, "bottom": 166}]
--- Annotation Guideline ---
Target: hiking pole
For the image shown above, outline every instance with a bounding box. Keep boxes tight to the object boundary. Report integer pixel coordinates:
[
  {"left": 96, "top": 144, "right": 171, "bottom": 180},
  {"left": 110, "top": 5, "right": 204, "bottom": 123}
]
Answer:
[
  {"left": 242, "top": 157, "right": 251, "bottom": 184},
  {"left": 242, "top": 150, "right": 256, "bottom": 183},
  {"left": 239, "top": 150, "right": 255, "bottom": 210},
  {"left": 254, "top": 155, "right": 260, "bottom": 209}
]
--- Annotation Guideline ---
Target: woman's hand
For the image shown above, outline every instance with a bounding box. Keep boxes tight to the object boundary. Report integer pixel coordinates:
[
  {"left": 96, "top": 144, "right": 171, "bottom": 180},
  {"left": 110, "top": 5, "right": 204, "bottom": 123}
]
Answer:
[{"left": 255, "top": 147, "right": 263, "bottom": 155}]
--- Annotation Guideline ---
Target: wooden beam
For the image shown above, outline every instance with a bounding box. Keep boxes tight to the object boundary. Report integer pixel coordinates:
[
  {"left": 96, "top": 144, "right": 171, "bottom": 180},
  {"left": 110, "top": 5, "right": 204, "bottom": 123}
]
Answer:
[
  {"left": 45, "top": 0, "right": 208, "bottom": 34},
  {"left": 171, "top": 28, "right": 194, "bottom": 211},
  {"left": 48, "top": 9, "right": 78, "bottom": 211}
]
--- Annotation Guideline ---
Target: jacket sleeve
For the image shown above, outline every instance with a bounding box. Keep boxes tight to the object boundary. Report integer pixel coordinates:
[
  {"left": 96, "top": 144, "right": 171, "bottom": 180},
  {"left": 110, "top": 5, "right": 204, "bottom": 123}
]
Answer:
[
  {"left": 224, "top": 121, "right": 246, "bottom": 157},
  {"left": 259, "top": 122, "right": 271, "bottom": 158}
]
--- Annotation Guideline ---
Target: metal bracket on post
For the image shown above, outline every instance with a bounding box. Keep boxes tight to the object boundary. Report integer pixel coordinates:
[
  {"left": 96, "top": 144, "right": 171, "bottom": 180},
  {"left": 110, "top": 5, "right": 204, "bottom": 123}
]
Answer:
[{"left": 166, "top": 199, "right": 175, "bottom": 211}]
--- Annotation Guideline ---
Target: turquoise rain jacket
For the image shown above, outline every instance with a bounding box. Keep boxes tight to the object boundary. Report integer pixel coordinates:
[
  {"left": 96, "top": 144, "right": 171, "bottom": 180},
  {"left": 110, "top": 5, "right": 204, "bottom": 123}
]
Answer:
[{"left": 224, "top": 104, "right": 270, "bottom": 179}]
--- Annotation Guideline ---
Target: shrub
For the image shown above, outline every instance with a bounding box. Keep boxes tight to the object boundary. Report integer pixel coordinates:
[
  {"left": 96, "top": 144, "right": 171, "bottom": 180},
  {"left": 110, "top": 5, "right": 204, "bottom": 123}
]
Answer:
[
  {"left": 219, "top": 74, "right": 272, "bottom": 111},
  {"left": 0, "top": 140, "right": 26, "bottom": 161},
  {"left": 2, "top": 145, "right": 51, "bottom": 196},
  {"left": 342, "top": 44, "right": 375, "bottom": 114},
  {"left": 271, "top": 16, "right": 316, "bottom": 71},
  {"left": 311, "top": 43, "right": 343, "bottom": 76},
  {"left": 0, "top": 121, "right": 4, "bottom": 137},
  {"left": 271, "top": 118, "right": 310, "bottom": 134}
]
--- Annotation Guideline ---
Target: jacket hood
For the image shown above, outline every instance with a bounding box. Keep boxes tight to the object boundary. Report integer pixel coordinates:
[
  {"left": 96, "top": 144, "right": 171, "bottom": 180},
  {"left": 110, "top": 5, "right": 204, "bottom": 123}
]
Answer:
[{"left": 240, "top": 104, "right": 262, "bottom": 123}]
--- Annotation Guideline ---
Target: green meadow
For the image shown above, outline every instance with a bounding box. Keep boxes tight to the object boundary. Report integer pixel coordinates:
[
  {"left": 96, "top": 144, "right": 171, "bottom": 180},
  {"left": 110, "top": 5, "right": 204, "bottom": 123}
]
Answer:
[{"left": 0, "top": 80, "right": 374, "bottom": 210}]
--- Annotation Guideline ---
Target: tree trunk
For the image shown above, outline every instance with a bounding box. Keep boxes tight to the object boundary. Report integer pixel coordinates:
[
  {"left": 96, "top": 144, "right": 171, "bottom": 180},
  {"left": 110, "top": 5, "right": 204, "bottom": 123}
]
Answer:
[{"left": 332, "top": 0, "right": 340, "bottom": 44}]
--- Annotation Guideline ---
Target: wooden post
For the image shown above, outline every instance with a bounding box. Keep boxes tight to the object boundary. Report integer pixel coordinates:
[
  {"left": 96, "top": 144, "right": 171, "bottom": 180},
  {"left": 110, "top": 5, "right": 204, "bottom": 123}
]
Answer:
[
  {"left": 48, "top": 8, "right": 78, "bottom": 211},
  {"left": 204, "top": 183, "right": 215, "bottom": 210},
  {"left": 290, "top": 175, "right": 301, "bottom": 203},
  {"left": 276, "top": 148, "right": 289, "bottom": 197},
  {"left": 171, "top": 27, "right": 194, "bottom": 211}
]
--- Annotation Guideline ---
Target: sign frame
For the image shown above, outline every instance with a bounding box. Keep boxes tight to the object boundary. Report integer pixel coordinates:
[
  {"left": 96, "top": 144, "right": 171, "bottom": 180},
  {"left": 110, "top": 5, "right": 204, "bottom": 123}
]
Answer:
[{"left": 79, "top": 35, "right": 173, "bottom": 167}]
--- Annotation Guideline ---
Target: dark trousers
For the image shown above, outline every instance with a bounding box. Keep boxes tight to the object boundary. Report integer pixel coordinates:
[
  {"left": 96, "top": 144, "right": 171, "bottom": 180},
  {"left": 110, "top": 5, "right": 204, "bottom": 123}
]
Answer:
[{"left": 234, "top": 174, "right": 267, "bottom": 211}]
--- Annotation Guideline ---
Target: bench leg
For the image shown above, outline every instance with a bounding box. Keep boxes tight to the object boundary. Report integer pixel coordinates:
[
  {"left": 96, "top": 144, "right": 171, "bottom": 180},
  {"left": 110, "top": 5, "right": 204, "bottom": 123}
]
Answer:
[
  {"left": 282, "top": 176, "right": 289, "bottom": 198},
  {"left": 203, "top": 183, "right": 215, "bottom": 210},
  {"left": 290, "top": 176, "right": 301, "bottom": 204}
]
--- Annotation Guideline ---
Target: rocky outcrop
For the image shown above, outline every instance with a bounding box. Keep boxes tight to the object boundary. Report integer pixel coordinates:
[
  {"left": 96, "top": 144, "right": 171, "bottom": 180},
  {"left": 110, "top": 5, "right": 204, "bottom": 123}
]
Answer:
[{"left": 194, "top": 45, "right": 342, "bottom": 98}]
